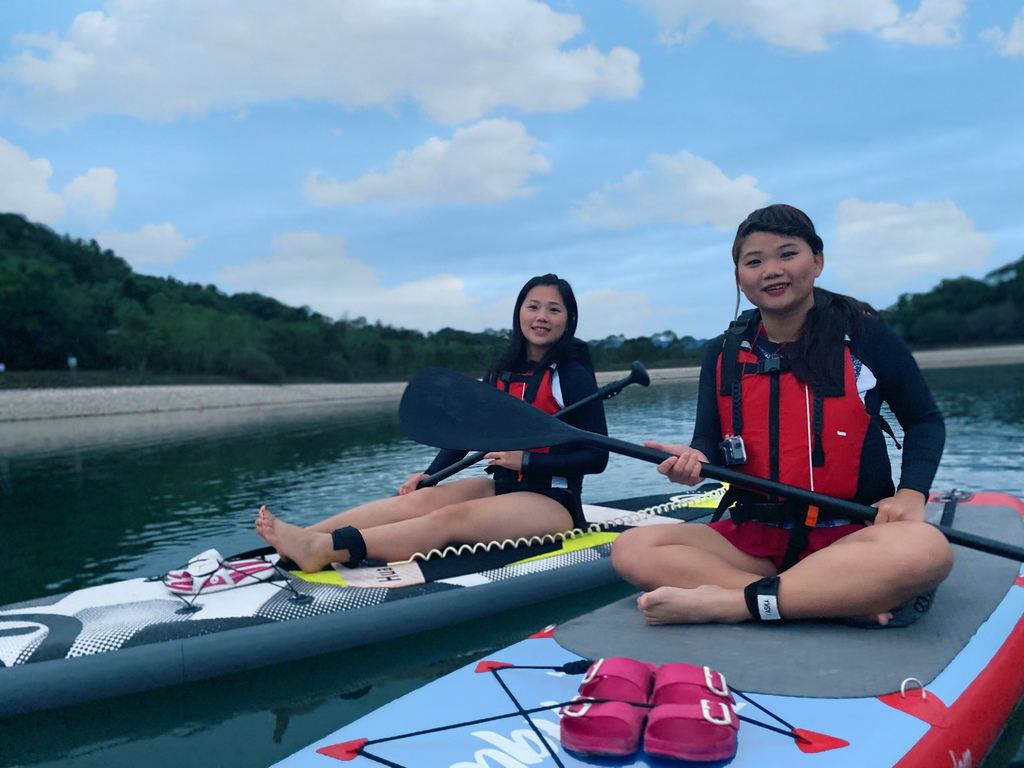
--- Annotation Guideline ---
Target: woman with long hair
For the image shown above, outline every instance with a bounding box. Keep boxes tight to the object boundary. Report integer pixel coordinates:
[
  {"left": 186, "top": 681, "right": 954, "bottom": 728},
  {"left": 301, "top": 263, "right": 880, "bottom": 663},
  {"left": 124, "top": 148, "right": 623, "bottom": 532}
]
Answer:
[
  {"left": 256, "top": 274, "right": 607, "bottom": 572},
  {"left": 611, "top": 204, "right": 953, "bottom": 627}
]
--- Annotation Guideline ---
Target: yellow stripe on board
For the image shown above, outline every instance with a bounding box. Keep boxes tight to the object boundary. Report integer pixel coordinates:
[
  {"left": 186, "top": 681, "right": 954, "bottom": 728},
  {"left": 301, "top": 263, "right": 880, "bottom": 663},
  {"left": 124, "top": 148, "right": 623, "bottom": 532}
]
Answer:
[
  {"left": 290, "top": 570, "right": 347, "bottom": 586},
  {"left": 510, "top": 531, "right": 619, "bottom": 565}
]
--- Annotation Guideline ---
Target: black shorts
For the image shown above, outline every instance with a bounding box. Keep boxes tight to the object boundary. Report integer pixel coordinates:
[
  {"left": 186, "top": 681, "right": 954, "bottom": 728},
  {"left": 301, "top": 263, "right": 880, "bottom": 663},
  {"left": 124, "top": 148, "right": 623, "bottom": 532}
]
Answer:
[{"left": 492, "top": 471, "right": 586, "bottom": 529}]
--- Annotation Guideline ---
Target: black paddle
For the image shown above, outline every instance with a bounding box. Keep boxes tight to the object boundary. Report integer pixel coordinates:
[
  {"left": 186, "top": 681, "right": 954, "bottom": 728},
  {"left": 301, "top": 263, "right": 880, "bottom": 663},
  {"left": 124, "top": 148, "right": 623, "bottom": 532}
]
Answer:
[
  {"left": 416, "top": 361, "right": 651, "bottom": 489},
  {"left": 399, "top": 367, "right": 1024, "bottom": 563}
]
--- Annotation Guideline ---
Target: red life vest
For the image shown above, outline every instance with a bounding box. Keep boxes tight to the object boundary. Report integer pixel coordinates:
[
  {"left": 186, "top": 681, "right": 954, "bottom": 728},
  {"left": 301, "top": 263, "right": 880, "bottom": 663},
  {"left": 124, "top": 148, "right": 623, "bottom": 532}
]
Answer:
[
  {"left": 716, "top": 313, "right": 871, "bottom": 502},
  {"left": 493, "top": 366, "right": 561, "bottom": 455},
  {"left": 493, "top": 366, "right": 561, "bottom": 415}
]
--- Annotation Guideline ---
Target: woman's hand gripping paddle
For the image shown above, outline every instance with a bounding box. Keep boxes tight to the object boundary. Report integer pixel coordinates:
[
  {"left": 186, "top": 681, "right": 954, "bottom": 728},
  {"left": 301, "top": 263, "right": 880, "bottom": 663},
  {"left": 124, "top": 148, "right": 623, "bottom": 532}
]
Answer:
[
  {"left": 414, "top": 361, "right": 650, "bottom": 489},
  {"left": 399, "top": 367, "right": 1024, "bottom": 564}
]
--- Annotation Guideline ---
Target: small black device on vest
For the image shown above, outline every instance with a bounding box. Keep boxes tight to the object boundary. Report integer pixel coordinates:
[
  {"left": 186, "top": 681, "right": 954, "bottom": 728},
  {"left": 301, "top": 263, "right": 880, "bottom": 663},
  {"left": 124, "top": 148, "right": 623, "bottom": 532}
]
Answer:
[{"left": 718, "top": 433, "right": 747, "bottom": 466}]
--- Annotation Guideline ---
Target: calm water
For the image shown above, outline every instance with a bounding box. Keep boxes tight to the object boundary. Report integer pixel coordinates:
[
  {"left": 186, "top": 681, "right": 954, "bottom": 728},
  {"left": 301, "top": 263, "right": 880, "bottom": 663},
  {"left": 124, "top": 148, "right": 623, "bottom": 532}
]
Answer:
[{"left": 2, "top": 366, "right": 1023, "bottom": 767}]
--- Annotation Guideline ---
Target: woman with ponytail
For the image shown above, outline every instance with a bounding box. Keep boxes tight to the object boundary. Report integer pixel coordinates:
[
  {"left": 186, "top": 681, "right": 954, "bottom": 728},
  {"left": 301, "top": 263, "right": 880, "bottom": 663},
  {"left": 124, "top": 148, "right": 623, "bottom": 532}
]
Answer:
[
  {"left": 612, "top": 205, "right": 952, "bottom": 627},
  {"left": 256, "top": 274, "right": 607, "bottom": 572}
]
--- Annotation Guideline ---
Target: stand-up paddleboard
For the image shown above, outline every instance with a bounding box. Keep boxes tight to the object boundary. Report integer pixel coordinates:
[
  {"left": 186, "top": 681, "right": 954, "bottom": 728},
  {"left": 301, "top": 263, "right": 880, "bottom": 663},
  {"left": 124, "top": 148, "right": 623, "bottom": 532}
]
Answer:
[
  {"left": 273, "top": 490, "right": 1024, "bottom": 768},
  {"left": 0, "top": 487, "right": 724, "bottom": 717}
]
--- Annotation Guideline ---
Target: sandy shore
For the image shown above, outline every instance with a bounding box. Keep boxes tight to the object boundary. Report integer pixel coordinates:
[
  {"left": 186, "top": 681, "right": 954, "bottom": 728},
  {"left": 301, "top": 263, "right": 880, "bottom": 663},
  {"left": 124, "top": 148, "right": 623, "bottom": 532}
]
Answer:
[
  {"left": 1, "top": 344, "right": 1021, "bottom": 423},
  {"left": 0, "top": 344, "right": 1020, "bottom": 458},
  {"left": 0, "top": 382, "right": 409, "bottom": 423}
]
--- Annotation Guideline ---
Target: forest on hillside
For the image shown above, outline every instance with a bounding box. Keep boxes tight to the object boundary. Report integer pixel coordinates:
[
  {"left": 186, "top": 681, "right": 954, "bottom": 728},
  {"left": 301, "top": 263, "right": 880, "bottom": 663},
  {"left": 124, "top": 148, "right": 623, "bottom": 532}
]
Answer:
[{"left": 1, "top": 212, "right": 1021, "bottom": 383}]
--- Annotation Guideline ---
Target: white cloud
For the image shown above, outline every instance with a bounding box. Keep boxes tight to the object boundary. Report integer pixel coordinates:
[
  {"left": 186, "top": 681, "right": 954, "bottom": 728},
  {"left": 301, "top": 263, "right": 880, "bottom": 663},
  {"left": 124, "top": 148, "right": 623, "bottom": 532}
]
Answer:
[
  {"left": 632, "top": 0, "right": 963, "bottom": 51},
  {"left": 218, "top": 232, "right": 509, "bottom": 331},
  {"left": 577, "top": 287, "right": 653, "bottom": 339},
  {"left": 570, "top": 151, "right": 769, "bottom": 230},
  {"left": 0, "top": 137, "right": 66, "bottom": 225},
  {"left": 0, "top": 136, "right": 116, "bottom": 226},
  {"left": 981, "top": 8, "right": 1024, "bottom": 57},
  {"left": 830, "top": 198, "right": 996, "bottom": 292},
  {"left": 880, "top": 0, "right": 964, "bottom": 46},
  {"left": 63, "top": 166, "right": 117, "bottom": 220},
  {"left": 304, "top": 118, "right": 551, "bottom": 207},
  {"left": 220, "top": 232, "right": 654, "bottom": 337},
  {"left": 96, "top": 222, "right": 199, "bottom": 267},
  {"left": 2, "top": 0, "right": 642, "bottom": 125}
]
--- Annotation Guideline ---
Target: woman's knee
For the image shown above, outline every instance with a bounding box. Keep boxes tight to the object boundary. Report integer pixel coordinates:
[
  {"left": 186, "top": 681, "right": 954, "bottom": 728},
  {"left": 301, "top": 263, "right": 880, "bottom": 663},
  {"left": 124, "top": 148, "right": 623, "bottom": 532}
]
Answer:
[
  {"left": 914, "top": 523, "right": 955, "bottom": 584},
  {"left": 424, "top": 502, "right": 475, "bottom": 531},
  {"left": 611, "top": 527, "right": 659, "bottom": 583},
  {"left": 886, "top": 522, "right": 955, "bottom": 588}
]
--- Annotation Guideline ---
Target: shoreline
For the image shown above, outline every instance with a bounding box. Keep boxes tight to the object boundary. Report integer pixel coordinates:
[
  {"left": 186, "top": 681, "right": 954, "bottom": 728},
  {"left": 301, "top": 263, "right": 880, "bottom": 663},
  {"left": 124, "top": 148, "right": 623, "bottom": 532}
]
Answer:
[{"left": 1, "top": 343, "right": 1022, "bottom": 424}]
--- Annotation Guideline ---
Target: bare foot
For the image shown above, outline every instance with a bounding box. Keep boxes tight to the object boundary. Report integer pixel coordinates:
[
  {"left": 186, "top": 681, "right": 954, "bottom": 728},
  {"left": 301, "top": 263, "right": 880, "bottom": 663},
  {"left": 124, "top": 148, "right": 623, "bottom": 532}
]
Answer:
[
  {"left": 847, "top": 610, "right": 894, "bottom": 627},
  {"left": 255, "top": 506, "right": 339, "bottom": 573},
  {"left": 637, "top": 585, "right": 750, "bottom": 625}
]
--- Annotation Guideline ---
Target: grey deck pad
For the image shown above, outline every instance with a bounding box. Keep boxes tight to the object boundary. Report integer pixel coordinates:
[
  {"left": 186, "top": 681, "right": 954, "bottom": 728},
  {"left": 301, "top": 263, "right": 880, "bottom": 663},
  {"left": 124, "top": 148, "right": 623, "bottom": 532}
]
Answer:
[{"left": 556, "top": 502, "right": 1024, "bottom": 698}]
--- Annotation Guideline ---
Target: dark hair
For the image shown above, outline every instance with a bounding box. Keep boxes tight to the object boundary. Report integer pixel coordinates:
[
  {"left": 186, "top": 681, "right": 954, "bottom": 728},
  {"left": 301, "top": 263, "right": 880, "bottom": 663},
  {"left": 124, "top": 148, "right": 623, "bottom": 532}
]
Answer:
[
  {"left": 733, "top": 205, "right": 877, "bottom": 388},
  {"left": 491, "top": 273, "right": 583, "bottom": 373},
  {"left": 732, "top": 204, "right": 823, "bottom": 264}
]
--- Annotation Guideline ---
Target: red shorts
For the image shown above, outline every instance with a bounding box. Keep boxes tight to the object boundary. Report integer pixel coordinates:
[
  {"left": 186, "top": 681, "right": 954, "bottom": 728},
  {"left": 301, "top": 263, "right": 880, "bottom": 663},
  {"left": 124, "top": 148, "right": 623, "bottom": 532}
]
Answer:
[{"left": 708, "top": 520, "right": 867, "bottom": 571}]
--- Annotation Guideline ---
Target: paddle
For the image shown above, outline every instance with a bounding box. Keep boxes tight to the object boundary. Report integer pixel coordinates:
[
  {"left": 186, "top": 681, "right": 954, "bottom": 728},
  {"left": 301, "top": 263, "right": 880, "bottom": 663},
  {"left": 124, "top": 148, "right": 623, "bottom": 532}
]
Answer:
[
  {"left": 416, "top": 361, "right": 650, "bottom": 488},
  {"left": 399, "top": 367, "right": 1024, "bottom": 563}
]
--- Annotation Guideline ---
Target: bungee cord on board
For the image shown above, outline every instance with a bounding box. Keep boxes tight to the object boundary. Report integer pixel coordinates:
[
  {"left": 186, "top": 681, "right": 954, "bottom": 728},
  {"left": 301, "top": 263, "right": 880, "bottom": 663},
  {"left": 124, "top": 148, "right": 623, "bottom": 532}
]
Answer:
[{"left": 391, "top": 484, "right": 728, "bottom": 566}]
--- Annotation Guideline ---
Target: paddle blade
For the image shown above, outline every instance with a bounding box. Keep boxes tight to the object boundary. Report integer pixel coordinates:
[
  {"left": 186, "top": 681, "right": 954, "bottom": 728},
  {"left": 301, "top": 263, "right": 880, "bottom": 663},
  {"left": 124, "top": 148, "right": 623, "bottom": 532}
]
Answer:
[
  {"left": 630, "top": 360, "right": 650, "bottom": 388},
  {"left": 399, "top": 367, "right": 576, "bottom": 451}
]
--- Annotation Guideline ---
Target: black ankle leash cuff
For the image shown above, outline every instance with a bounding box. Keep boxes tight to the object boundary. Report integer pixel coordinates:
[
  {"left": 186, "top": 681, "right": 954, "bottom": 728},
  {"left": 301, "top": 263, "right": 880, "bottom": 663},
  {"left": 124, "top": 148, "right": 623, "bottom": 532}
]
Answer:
[
  {"left": 330, "top": 526, "right": 367, "bottom": 569},
  {"left": 744, "top": 576, "right": 783, "bottom": 622}
]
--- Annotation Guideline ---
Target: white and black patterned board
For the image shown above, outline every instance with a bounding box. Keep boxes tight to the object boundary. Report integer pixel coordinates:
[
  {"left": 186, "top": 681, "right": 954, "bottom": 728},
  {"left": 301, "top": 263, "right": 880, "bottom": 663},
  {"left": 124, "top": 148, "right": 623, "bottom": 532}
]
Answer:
[
  {"left": 0, "top": 488, "right": 723, "bottom": 670},
  {"left": 0, "top": 488, "right": 727, "bottom": 715}
]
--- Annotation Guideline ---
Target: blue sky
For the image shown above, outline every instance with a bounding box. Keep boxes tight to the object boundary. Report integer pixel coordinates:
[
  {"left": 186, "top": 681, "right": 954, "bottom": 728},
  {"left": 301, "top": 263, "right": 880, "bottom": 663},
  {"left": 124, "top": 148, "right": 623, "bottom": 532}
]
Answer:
[{"left": 1, "top": 0, "right": 1021, "bottom": 341}]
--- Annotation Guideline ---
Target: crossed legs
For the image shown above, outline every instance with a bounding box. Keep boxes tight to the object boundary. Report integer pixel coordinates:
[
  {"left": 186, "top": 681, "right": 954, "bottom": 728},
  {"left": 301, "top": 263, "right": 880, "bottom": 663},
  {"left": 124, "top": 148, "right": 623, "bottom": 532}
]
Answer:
[
  {"left": 255, "top": 477, "right": 575, "bottom": 572},
  {"left": 611, "top": 521, "right": 953, "bottom": 625}
]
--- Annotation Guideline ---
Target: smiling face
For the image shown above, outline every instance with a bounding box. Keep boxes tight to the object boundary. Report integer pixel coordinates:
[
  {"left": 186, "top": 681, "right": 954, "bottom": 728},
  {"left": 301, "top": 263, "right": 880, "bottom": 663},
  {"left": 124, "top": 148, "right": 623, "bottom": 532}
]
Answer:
[
  {"left": 518, "top": 284, "right": 569, "bottom": 361},
  {"left": 735, "top": 230, "right": 824, "bottom": 325}
]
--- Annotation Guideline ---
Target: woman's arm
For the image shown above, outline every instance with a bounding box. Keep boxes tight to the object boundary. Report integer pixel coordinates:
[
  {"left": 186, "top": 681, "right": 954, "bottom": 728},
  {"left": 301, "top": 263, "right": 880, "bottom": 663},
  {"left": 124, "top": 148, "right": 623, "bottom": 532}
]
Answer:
[
  {"left": 423, "top": 448, "right": 470, "bottom": 477},
  {"left": 640, "top": 338, "right": 722, "bottom": 487},
  {"left": 859, "top": 320, "right": 945, "bottom": 497},
  {"left": 690, "top": 337, "right": 726, "bottom": 462},
  {"left": 855, "top": 320, "right": 944, "bottom": 522}
]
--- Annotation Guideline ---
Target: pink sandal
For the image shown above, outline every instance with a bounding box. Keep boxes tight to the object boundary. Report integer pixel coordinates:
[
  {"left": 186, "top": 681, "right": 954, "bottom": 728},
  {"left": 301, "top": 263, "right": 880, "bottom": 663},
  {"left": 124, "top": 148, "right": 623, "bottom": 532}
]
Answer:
[
  {"left": 578, "top": 656, "right": 658, "bottom": 704},
  {"left": 644, "top": 700, "right": 740, "bottom": 762},
  {"left": 558, "top": 657, "right": 656, "bottom": 757},
  {"left": 649, "top": 662, "right": 734, "bottom": 708},
  {"left": 559, "top": 696, "right": 648, "bottom": 757},
  {"left": 645, "top": 663, "right": 738, "bottom": 761}
]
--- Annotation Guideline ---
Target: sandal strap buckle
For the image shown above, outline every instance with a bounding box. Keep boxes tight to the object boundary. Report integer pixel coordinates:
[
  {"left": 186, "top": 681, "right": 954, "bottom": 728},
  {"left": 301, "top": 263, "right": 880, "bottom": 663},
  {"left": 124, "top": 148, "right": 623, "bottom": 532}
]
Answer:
[
  {"left": 703, "top": 666, "right": 729, "bottom": 697},
  {"left": 580, "top": 658, "right": 604, "bottom": 685},
  {"left": 701, "top": 699, "right": 732, "bottom": 726},
  {"left": 560, "top": 695, "right": 594, "bottom": 718}
]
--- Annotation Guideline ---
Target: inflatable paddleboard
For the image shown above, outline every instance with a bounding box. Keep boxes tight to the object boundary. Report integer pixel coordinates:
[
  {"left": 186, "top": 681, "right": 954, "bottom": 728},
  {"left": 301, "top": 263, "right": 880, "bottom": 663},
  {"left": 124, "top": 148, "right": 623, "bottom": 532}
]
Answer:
[
  {"left": 274, "top": 490, "right": 1024, "bottom": 768},
  {"left": 0, "top": 486, "right": 724, "bottom": 717}
]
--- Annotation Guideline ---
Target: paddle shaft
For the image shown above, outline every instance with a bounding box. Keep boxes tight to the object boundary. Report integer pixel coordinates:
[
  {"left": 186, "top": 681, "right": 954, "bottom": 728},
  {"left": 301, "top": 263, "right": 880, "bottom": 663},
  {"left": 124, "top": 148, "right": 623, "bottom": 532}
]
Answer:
[
  {"left": 417, "top": 363, "right": 649, "bottom": 489},
  {"left": 569, "top": 431, "right": 1024, "bottom": 562},
  {"left": 399, "top": 366, "right": 1024, "bottom": 563}
]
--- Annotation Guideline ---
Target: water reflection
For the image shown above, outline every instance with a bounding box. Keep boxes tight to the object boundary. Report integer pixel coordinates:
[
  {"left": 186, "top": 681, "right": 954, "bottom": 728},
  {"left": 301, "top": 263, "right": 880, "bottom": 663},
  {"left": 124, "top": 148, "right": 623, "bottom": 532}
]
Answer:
[
  {"left": 4, "top": 369, "right": 1023, "bottom": 606},
  {"left": 4, "top": 406, "right": 427, "bottom": 602},
  {"left": 926, "top": 365, "right": 1024, "bottom": 424},
  {"left": 2, "top": 368, "right": 1023, "bottom": 768}
]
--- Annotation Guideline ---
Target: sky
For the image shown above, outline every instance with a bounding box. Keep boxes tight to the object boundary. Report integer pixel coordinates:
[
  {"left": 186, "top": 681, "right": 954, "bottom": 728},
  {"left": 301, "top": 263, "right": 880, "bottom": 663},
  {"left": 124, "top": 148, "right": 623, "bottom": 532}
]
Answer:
[{"left": 1, "top": 0, "right": 1022, "bottom": 343}]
